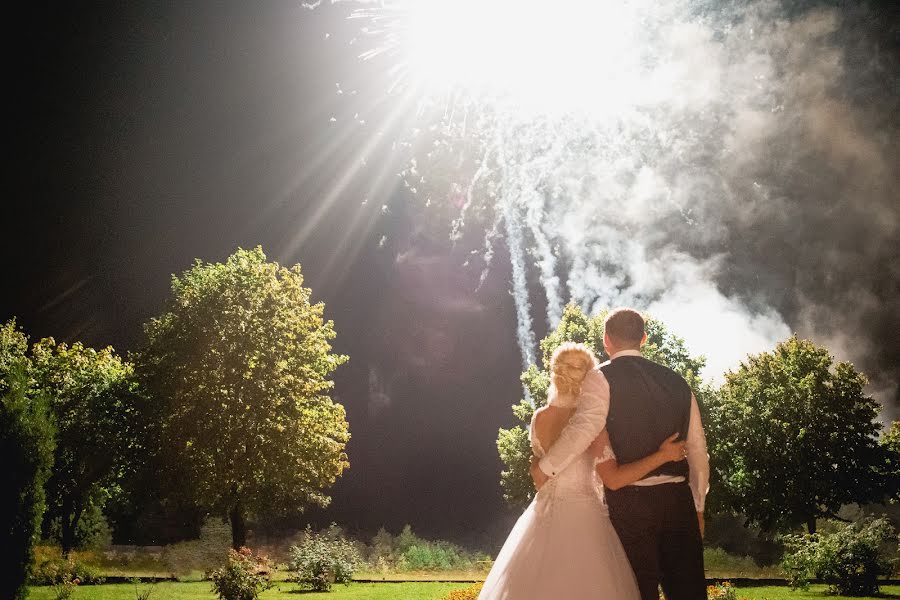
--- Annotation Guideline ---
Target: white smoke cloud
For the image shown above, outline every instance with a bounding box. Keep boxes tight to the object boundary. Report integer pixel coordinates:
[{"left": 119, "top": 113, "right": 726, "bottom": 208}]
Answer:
[{"left": 443, "top": 0, "right": 898, "bottom": 400}]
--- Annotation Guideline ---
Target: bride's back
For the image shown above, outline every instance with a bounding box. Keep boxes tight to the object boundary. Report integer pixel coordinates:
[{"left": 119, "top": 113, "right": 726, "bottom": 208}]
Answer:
[
  {"left": 532, "top": 406, "right": 575, "bottom": 455},
  {"left": 531, "top": 405, "right": 604, "bottom": 504}
]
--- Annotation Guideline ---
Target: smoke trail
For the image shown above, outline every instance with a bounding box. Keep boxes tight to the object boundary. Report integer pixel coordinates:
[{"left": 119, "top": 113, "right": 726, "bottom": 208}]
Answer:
[{"left": 496, "top": 136, "right": 537, "bottom": 369}]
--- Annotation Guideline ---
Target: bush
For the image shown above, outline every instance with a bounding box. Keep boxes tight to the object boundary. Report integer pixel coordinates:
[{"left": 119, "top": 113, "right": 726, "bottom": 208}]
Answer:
[
  {"left": 360, "top": 524, "right": 485, "bottom": 574},
  {"left": 130, "top": 578, "right": 155, "bottom": 600},
  {"left": 51, "top": 575, "right": 79, "bottom": 600},
  {"left": 702, "top": 548, "right": 764, "bottom": 576},
  {"left": 288, "top": 525, "right": 361, "bottom": 592},
  {"left": 30, "top": 555, "right": 105, "bottom": 586},
  {"left": 403, "top": 543, "right": 466, "bottom": 571},
  {"left": 208, "top": 547, "right": 273, "bottom": 600},
  {"left": 705, "top": 581, "right": 740, "bottom": 600},
  {"left": 442, "top": 583, "right": 483, "bottom": 600},
  {"left": 782, "top": 517, "right": 897, "bottom": 596}
]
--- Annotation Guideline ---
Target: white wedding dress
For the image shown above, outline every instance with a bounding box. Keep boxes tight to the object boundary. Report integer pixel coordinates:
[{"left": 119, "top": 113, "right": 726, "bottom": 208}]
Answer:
[{"left": 479, "top": 416, "right": 640, "bottom": 600}]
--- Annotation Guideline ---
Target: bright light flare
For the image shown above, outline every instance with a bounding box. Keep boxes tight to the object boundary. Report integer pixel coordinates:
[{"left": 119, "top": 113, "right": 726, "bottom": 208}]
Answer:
[{"left": 402, "top": 0, "right": 651, "bottom": 115}]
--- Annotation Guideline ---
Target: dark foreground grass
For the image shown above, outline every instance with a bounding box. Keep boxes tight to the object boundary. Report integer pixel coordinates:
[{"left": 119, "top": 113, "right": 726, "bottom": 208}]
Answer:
[{"left": 28, "top": 581, "right": 471, "bottom": 600}]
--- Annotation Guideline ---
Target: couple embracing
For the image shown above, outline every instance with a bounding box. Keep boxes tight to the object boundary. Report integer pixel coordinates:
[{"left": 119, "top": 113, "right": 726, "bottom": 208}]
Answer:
[{"left": 480, "top": 308, "right": 709, "bottom": 600}]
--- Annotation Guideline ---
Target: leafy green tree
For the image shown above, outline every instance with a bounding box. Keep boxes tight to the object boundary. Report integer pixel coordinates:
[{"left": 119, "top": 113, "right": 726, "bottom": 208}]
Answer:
[
  {"left": 1, "top": 320, "right": 55, "bottom": 600},
  {"left": 139, "top": 247, "right": 350, "bottom": 549},
  {"left": 879, "top": 420, "right": 900, "bottom": 503},
  {"left": 497, "top": 304, "right": 711, "bottom": 509},
  {"left": 31, "top": 337, "right": 139, "bottom": 555},
  {"left": 708, "top": 336, "right": 886, "bottom": 534}
]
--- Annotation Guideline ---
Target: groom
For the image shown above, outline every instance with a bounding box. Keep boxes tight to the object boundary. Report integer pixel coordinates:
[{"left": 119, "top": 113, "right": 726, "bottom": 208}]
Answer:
[{"left": 530, "top": 308, "right": 709, "bottom": 600}]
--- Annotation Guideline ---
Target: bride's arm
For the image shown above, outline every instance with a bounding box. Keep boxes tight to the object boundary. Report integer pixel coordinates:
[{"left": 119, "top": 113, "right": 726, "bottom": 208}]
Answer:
[{"left": 591, "top": 430, "right": 686, "bottom": 491}]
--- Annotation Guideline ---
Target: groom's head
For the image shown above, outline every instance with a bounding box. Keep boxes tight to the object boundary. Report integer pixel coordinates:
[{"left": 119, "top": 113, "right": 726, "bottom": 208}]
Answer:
[{"left": 603, "top": 308, "right": 647, "bottom": 356}]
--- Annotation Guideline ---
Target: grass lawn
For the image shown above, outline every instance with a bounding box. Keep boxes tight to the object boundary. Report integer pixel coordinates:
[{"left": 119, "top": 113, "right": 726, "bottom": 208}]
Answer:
[
  {"left": 28, "top": 582, "right": 900, "bottom": 600},
  {"left": 732, "top": 585, "right": 900, "bottom": 599},
  {"left": 27, "top": 581, "right": 472, "bottom": 600}
]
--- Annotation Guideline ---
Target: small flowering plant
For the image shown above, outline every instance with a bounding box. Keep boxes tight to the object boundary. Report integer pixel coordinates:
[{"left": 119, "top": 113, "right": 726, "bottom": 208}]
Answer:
[
  {"left": 52, "top": 574, "right": 79, "bottom": 600},
  {"left": 208, "top": 547, "right": 274, "bottom": 600}
]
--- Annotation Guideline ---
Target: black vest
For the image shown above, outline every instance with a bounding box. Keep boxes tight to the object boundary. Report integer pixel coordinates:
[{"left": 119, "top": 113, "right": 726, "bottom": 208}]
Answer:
[{"left": 601, "top": 355, "right": 692, "bottom": 479}]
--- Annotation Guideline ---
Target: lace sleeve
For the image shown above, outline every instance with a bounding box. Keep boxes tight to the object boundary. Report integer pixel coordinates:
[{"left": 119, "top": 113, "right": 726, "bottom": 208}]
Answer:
[
  {"left": 597, "top": 442, "right": 616, "bottom": 464},
  {"left": 591, "top": 429, "right": 617, "bottom": 464}
]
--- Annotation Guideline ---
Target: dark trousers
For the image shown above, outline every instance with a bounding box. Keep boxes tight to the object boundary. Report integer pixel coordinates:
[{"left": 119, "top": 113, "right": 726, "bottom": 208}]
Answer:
[{"left": 605, "top": 482, "right": 705, "bottom": 600}]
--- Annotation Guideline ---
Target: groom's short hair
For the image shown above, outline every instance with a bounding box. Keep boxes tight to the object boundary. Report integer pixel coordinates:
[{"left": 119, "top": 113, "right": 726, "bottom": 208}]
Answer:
[{"left": 605, "top": 308, "right": 645, "bottom": 346}]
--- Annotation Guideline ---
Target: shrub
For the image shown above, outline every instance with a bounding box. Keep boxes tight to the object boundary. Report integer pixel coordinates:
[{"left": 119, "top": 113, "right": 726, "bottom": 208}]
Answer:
[
  {"left": 208, "top": 547, "right": 273, "bottom": 600},
  {"left": 403, "top": 543, "right": 466, "bottom": 570},
  {"left": 51, "top": 574, "right": 79, "bottom": 600},
  {"left": 361, "top": 524, "right": 484, "bottom": 574},
  {"left": 705, "top": 581, "right": 739, "bottom": 600},
  {"left": 288, "top": 525, "right": 361, "bottom": 592},
  {"left": 443, "top": 583, "right": 483, "bottom": 600},
  {"left": 130, "top": 578, "right": 154, "bottom": 600},
  {"left": 30, "top": 556, "right": 105, "bottom": 586},
  {"left": 782, "top": 517, "right": 897, "bottom": 596}
]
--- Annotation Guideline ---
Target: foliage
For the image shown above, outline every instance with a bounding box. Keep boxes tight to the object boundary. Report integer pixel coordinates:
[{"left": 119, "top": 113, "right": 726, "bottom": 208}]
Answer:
[
  {"left": 51, "top": 575, "right": 78, "bottom": 600},
  {"left": 497, "top": 303, "right": 711, "bottom": 508},
  {"left": 30, "top": 554, "right": 105, "bottom": 586},
  {"left": 781, "top": 517, "right": 897, "bottom": 596},
  {"left": 129, "top": 578, "right": 154, "bottom": 600},
  {"left": 707, "top": 337, "right": 888, "bottom": 533},
  {"left": 30, "top": 337, "right": 141, "bottom": 554},
  {"left": 208, "top": 547, "right": 273, "bottom": 600},
  {"left": 881, "top": 421, "right": 900, "bottom": 503},
  {"left": 139, "top": 247, "right": 349, "bottom": 549},
  {"left": 2, "top": 320, "right": 56, "bottom": 600},
  {"left": 702, "top": 548, "right": 769, "bottom": 577},
  {"left": 360, "top": 525, "right": 484, "bottom": 573},
  {"left": 289, "top": 525, "right": 362, "bottom": 592},
  {"left": 704, "top": 581, "right": 745, "bottom": 600},
  {"left": 442, "top": 583, "right": 483, "bottom": 600}
]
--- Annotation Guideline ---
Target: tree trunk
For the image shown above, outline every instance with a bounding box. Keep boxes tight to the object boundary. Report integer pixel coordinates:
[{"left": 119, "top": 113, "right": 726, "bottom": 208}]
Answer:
[
  {"left": 229, "top": 502, "right": 247, "bottom": 550},
  {"left": 807, "top": 516, "right": 817, "bottom": 534},
  {"left": 61, "top": 515, "right": 77, "bottom": 557},
  {"left": 61, "top": 501, "right": 81, "bottom": 557}
]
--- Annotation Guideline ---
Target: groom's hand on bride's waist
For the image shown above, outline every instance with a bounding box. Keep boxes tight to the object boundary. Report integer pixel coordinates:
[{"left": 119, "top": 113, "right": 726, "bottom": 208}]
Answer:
[{"left": 530, "top": 456, "right": 549, "bottom": 490}]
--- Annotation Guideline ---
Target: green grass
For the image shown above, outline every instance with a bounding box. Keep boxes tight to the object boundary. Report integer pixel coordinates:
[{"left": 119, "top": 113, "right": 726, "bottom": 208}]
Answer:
[
  {"left": 731, "top": 584, "right": 900, "bottom": 599},
  {"left": 27, "top": 581, "right": 471, "bottom": 600},
  {"left": 28, "top": 582, "right": 900, "bottom": 600}
]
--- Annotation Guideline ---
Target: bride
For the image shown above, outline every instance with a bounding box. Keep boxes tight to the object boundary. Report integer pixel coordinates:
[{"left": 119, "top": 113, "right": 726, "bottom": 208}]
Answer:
[{"left": 479, "top": 343, "right": 686, "bottom": 600}]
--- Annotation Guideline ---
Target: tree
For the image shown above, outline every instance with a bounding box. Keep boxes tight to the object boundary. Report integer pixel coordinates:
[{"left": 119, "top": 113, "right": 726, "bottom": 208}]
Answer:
[
  {"left": 880, "top": 420, "right": 900, "bottom": 503},
  {"left": 139, "top": 247, "right": 350, "bottom": 549},
  {"left": 31, "top": 337, "right": 139, "bottom": 555},
  {"left": 497, "top": 303, "right": 712, "bottom": 509},
  {"left": 1, "top": 320, "right": 55, "bottom": 600},
  {"left": 708, "top": 336, "right": 887, "bottom": 534}
]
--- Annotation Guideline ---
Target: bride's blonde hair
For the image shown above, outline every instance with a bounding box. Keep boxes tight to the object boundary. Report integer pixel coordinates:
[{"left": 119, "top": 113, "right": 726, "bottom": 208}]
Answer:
[{"left": 549, "top": 342, "right": 599, "bottom": 401}]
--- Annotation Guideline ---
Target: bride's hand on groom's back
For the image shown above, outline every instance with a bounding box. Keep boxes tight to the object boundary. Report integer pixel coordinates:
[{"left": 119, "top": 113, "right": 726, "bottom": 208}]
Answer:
[{"left": 657, "top": 433, "right": 687, "bottom": 463}]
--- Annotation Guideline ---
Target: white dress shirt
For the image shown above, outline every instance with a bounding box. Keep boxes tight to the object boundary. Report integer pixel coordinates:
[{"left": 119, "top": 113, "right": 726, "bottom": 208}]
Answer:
[{"left": 538, "top": 349, "right": 710, "bottom": 512}]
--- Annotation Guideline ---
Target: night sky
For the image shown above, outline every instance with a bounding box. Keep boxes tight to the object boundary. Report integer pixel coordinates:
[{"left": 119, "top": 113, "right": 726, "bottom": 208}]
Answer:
[
  {"left": 6, "top": 1, "right": 899, "bottom": 549},
  {"left": 7, "top": 1, "right": 525, "bottom": 547}
]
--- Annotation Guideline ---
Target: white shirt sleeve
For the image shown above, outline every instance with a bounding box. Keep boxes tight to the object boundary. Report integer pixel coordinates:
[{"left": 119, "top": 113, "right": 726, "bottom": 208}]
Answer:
[
  {"left": 538, "top": 369, "right": 610, "bottom": 477},
  {"left": 686, "top": 393, "right": 710, "bottom": 512}
]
